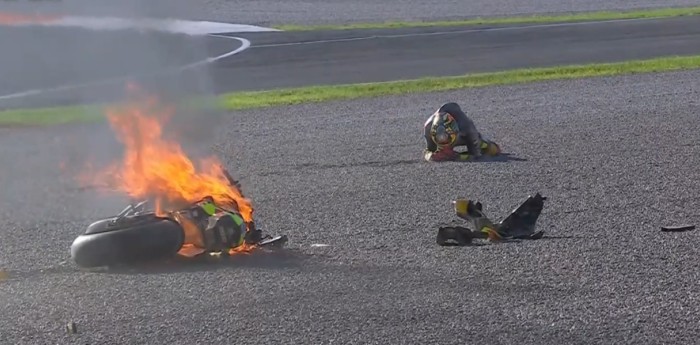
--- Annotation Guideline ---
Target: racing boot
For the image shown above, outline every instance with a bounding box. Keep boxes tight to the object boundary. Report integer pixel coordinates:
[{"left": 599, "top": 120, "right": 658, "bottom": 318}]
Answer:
[{"left": 479, "top": 138, "right": 501, "bottom": 156}]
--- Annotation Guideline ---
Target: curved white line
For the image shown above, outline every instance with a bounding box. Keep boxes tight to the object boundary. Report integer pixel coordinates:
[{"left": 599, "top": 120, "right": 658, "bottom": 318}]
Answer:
[
  {"left": 0, "top": 35, "right": 251, "bottom": 101},
  {"left": 251, "top": 16, "right": 670, "bottom": 48}
]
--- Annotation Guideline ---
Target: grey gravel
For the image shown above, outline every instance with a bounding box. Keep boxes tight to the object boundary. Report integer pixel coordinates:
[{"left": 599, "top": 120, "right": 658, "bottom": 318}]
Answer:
[
  {"left": 1, "top": 70, "right": 700, "bottom": 344},
  {"left": 1, "top": 0, "right": 699, "bottom": 25}
]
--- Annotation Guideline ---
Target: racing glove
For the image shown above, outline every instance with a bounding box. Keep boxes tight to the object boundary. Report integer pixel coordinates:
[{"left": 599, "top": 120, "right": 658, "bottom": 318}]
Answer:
[{"left": 425, "top": 148, "right": 456, "bottom": 162}]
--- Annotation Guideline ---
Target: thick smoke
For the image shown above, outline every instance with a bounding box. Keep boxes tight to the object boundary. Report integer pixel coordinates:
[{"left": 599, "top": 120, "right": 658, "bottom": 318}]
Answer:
[
  {"left": 0, "top": 0, "right": 243, "bottom": 215},
  {"left": 0, "top": 0, "right": 213, "bottom": 20}
]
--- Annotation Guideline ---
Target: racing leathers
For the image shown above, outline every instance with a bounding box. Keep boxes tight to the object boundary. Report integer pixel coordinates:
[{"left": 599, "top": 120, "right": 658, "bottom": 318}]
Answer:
[{"left": 423, "top": 102, "right": 499, "bottom": 162}]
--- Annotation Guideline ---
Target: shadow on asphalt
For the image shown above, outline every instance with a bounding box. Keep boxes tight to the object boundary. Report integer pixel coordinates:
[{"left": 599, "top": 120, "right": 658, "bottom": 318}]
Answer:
[
  {"left": 533, "top": 235, "right": 581, "bottom": 240},
  {"left": 467, "top": 152, "right": 527, "bottom": 163},
  {"left": 499, "top": 234, "right": 583, "bottom": 242},
  {"left": 296, "top": 153, "right": 528, "bottom": 170},
  {"left": 487, "top": 152, "right": 528, "bottom": 162},
  {"left": 101, "top": 248, "right": 308, "bottom": 275},
  {"left": 438, "top": 234, "right": 580, "bottom": 247},
  {"left": 0, "top": 249, "right": 309, "bottom": 282},
  {"left": 433, "top": 152, "right": 528, "bottom": 163}
]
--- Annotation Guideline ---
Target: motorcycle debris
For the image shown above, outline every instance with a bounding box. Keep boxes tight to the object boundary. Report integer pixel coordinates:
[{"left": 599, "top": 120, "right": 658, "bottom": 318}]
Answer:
[
  {"left": 258, "top": 235, "right": 288, "bottom": 248},
  {"left": 660, "top": 225, "right": 696, "bottom": 232},
  {"left": 66, "top": 321, "right": 78, "bottom": 334},
  {"left": 513, "top": 230, "right": 545, "bottom": 240},
  {"left": 437, "top": 193, "right": 547, "bottom": 246}
]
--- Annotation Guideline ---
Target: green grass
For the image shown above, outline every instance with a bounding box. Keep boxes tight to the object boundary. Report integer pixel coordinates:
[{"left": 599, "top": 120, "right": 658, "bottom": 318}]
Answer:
[
  {"left": 0, "top": 105, "right": 105, "bottom": 127},
  {"left": 273, "top": 6, "right": 700, "bottom": 31},
  {"left": 3, "top": 55, "right": 700, "bottom": 127},
  {"left": 218, "top": 55, "right": 700, "bottom": 108}
]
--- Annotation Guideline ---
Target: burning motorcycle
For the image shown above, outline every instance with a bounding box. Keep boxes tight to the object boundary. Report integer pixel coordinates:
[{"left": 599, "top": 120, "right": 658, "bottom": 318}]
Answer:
[
  {"left": 71, "top": 173, "right": 287, "bottom": 269},
  {"left": 68, "top": 87, "right": 289, "bottom": 269}
]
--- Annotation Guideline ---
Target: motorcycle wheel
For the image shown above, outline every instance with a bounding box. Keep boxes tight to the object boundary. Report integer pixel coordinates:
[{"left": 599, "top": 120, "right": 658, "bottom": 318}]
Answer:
[{"left": 70, "top": 213, "right": 185, "bottom": 268}]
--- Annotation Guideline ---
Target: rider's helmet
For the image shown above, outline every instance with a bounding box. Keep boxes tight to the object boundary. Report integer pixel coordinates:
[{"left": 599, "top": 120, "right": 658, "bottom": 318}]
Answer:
[{"left": 429, "top": 111, "right": 459, "bottom": 147}]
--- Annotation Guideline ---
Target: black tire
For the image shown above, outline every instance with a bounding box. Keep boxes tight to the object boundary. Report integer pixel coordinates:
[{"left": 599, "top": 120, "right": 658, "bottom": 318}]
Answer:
[{"left": 71, "top": 214, "right": 185, "bottom": 268}]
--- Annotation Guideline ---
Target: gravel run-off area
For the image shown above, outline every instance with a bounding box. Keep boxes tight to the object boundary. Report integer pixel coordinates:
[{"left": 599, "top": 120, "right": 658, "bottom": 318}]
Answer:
[{"left": 0, "top": 70, "right": 699, "bottom": 344}]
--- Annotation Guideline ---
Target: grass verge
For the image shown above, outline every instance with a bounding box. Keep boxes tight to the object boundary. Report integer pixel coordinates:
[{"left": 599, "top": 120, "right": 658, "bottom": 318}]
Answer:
[
  {"left": 219, "top": 55, "right": 700, "bottom": 108},
  {"left": 0, "top": 105, "right": 105, "bottom": 127},
  {"left": 3, "top": 55, "right": 700, "bottom": 127},
  {"left": 273, "top": 6, "right": 700, "bottom": 31}
]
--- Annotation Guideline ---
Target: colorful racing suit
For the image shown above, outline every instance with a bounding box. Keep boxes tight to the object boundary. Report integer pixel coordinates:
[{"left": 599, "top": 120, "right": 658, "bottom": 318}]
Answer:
[{"left": 423, "top": 102, "right": 500, "bottom": 162}]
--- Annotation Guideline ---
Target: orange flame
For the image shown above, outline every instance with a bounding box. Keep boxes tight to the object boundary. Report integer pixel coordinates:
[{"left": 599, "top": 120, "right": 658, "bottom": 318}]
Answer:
[
  {"left": 96, "top": 89, "right": 251, "bottom": 220},
  {"left": 81, "top": 86, "right": 255, "bottom": 255}
]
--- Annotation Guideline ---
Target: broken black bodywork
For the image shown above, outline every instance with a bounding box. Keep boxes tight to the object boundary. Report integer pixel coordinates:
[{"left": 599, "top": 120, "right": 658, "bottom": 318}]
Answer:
[
  {"left": 660, "top": 225, "right": 696, "bottom": 233},
  {"left": 437, "top": 193, "right": 547, "bottom": 246}
]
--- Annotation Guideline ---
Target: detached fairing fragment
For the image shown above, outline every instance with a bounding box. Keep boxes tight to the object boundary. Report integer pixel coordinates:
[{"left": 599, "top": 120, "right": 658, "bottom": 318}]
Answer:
[
  {"left": 437, "top": 193, "right": 547, "bottom": 246},
  {"left": 660, "top": 224, "right": 696, "bottom": 232}
]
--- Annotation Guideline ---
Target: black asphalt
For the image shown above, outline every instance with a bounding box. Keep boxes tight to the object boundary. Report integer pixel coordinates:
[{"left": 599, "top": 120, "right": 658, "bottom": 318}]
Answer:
[
  {"left": 1, "top": 16, "right": 700, "bottom": 109},
  {"left": 218, "top": 16, "right": 700, "bottom": 91}
]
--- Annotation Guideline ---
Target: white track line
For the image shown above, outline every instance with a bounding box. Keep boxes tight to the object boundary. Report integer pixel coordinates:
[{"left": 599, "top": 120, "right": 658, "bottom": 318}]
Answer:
[
  {"left": 0, "top": 35, "right": 250, "bottom": 101},
  {"left": 251, "top": 16, "right": 674, "bottom": 48},
  {"left": 0, "top": 15, "right": 675, "bottom": 100}
]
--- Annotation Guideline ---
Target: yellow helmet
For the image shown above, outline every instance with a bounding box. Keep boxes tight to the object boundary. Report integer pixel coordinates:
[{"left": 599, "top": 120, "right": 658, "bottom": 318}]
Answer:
[{"left": 430, "top": 111, "right": 459, "bottom": 147}]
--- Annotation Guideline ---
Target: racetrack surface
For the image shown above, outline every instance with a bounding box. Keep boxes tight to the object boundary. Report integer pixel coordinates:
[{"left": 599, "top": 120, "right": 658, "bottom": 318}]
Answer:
[
  {"left": 217, "top": 16, "right": 700, "bottom": 91},
  {"left": 3, "top": 16, "right": 700, "bottom": 109},
  {"left": 0, "top": 26, "right": 231, "bottom": 97},
  {"left": 1, "top": 70, "right": 700, "bottom": 344},
  {"left": 2, "top": 0, "right": 700, "bottom": 25}
]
